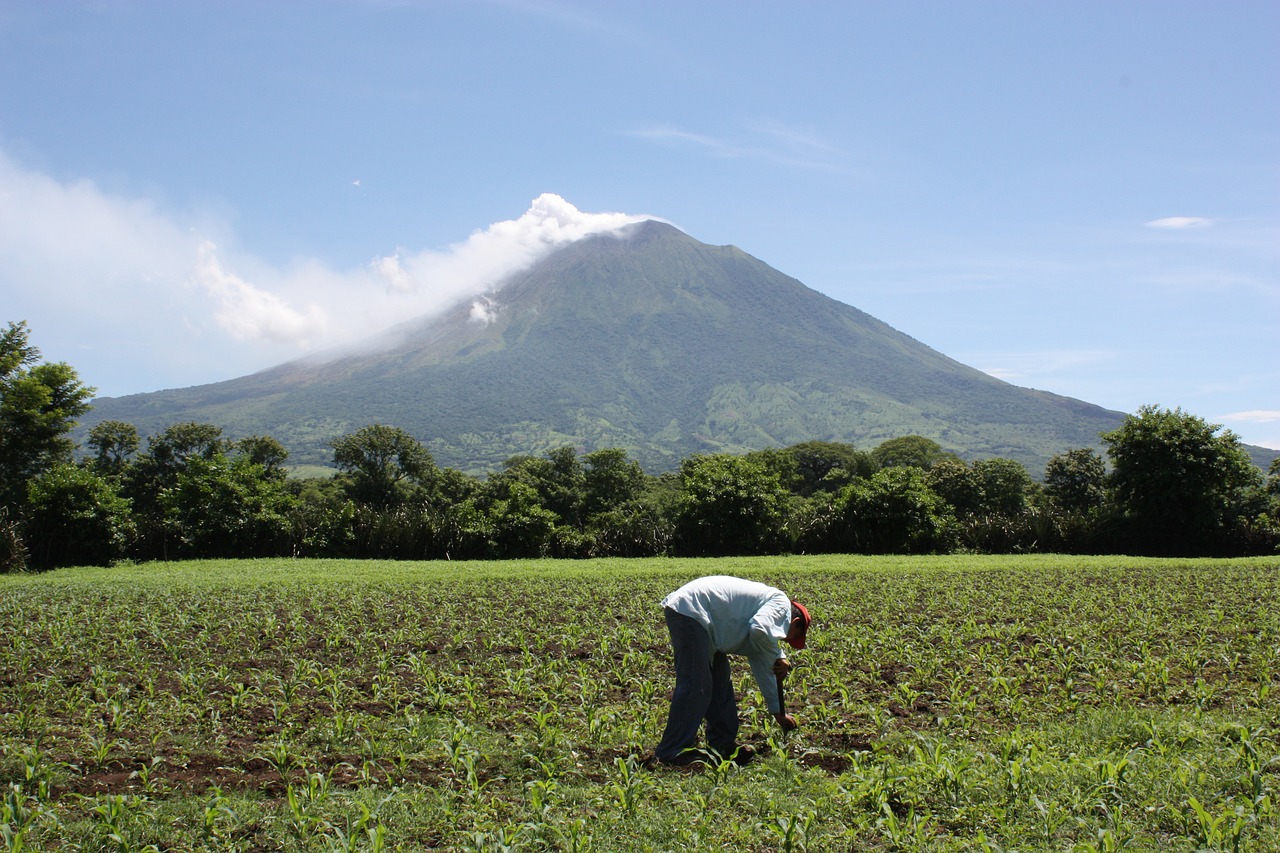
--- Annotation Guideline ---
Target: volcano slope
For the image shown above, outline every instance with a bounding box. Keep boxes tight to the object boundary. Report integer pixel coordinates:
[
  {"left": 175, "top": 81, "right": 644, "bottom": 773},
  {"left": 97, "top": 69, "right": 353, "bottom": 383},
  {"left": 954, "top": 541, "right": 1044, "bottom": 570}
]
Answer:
[{"left": 82, "top": 220, "right": 1122, "bottom": 473}]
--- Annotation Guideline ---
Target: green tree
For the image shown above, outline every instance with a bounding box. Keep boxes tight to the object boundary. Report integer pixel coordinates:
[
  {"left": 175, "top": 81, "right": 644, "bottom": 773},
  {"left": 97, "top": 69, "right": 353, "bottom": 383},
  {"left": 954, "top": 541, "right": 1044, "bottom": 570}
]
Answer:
[
  {"left": 783, "top": 440, "right": 875, "bottom": 496},
  {"left": 87, "top": 420, "right": 140, "bottom": 475},
  {"left": 0, "top": 321, "right": 95, "bottom": 508},
  {"left": 1262, "top": 458, "right": 1280, "bottom": 550},
  {"left": 673, "top": 453, "right": 789, "bottom": 556},
  {"left": 24, "top": 462, "right": 134, "bottom": 568},
  {"left": 972, "top": 458, "right": 1033, "bottom": 516},
  {"left": 582, "top": 448, "right": 645, "bottom": 516},
  {"left": 332, "top": 424, "right": 436, "bottom": 508},
  {"left": 481, "top": 478, "right": 558, "bottom": 558},
  {"left": 870, "top": 435, "right": 955, "bottom": 471},
  {"left": 145, "top": 421, "right": 226, "bottom": 468},
  {"left": 158, "top": 453, "right": 295, "bottom": 558},
  {"left": 1043, "top": 448, "right": 1106, "bottom": 513},
  {"left": 122, "top": 422, "right": 226, "bottom": 500},
  {"left": 925, "top": 458, "right": 985, "bottom": 517},
  {"left": 122, "top": 422, "right": 230, "bottom": 558},
  {"left": 234, "top": 435, "right": 289, "bottom": 479},
  {"left": 835, "top": 466, "right": 956, "bottom": 554},
  {"left": 497, "top": 447, "right": 585, "bottom": 525},
  {"left": 1101, "top": 405, "right": 1262, "bottom": 555},
  {"left": 435, "top": 466, "right": 483, "bottom": 507},
  {"left": 286, "top": 472, "right": 353, "bottom": 557}
]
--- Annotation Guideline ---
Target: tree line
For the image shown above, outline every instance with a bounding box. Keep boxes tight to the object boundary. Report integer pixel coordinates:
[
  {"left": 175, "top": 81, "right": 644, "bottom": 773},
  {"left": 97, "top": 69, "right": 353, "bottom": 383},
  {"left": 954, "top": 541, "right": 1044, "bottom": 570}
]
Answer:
[{"left": 3, "top": 320, "right": 1278, "bottom": 571}]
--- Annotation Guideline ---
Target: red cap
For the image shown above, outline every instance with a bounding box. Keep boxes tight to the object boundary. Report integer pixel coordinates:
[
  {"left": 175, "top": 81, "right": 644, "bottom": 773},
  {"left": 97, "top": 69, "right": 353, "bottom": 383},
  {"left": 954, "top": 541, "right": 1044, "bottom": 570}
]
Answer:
[{"left": 788, "top": 600, "right": 810, "bottom": 649}]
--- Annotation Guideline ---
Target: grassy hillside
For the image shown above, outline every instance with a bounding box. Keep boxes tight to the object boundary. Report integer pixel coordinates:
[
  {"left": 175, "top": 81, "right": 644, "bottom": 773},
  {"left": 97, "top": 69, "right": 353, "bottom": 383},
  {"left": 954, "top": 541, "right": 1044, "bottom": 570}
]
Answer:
[{"left": 2, "top": 555, "right": 1276, "bottom": 851}]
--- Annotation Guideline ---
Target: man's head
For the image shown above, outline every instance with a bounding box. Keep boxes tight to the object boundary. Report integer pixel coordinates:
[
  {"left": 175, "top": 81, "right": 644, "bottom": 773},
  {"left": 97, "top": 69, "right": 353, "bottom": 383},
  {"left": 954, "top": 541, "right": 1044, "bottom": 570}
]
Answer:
[{"left": 786, "top": 601, "right": 810, "bottom": 649}]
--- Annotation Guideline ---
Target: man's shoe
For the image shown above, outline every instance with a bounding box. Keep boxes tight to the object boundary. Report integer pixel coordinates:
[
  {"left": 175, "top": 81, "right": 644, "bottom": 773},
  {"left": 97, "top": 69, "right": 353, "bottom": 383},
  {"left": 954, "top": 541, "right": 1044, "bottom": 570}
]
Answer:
[
  {"left": 653, "top": 748, "right": 706, "bottom": 767},
  {"left": 710, "top": 744, "right": 755, "bottom": 766}
]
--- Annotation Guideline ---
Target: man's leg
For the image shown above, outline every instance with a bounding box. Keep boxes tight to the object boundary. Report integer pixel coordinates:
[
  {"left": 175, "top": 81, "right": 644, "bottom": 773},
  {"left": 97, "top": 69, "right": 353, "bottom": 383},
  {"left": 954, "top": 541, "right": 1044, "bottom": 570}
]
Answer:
[
  {"left": 654, "top": 609, "right": 713, "bottom": 762},
  {"left": 704, "top": 650, "right": 740, "bottom": 757}
]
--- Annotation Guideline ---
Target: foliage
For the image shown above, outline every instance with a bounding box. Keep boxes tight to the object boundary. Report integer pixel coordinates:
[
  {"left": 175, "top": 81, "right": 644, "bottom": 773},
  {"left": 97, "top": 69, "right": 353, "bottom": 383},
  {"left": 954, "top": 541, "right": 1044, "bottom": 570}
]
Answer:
[
  {"left": 833, "top": 466, "right": 957, "bottom": 554},
  {"left": 22, "top": 416, "right": 1280, "bottom": 568},
  {"left": 925, "top": 458, "right": 986, "bottom": 517},
  {"left": 331, "top": 424, "right": 437, "bottom": 508},
  {"left": 86, "top": 420, "right": 140, "bottom": 475},
  {"left": 23, "top": 462, "right": 134, "bottom": 568},
  {"left": 157, "top": 454, "right": 296, "bottom": 558},
  {"left": 0, "top": 555, "right": 1275, "bottom": 851},
  {"left": 870, "top": 435, "right": 956, "bottom": 471},
  {"left": 139, "top": 421, "right": 226, "bottom": 472},
  {"left": 972, "top": 457, "right": 1034, "bottom": 516},
  {"left": 4, "top": 327, "right": 1278, "bottom": 568},
  {"left": 0, "top": 321, "right": 94, "bottom": 510},
  {"left": 1043, "top": 447, "right": 1107, "bottom": 513},
  {"left": 478, "top": 478, "right": 558, "bottom": 558},
  {"left": 120, "top": 423, "right": 229, "bottom": 559},
  {"left": 779, "top": 440, "right": 874, "bottom": 496},
  {"left": 582, "top": 447, "right": 646, "bottom": 516},
  {"left": 235, "top": 434, "right": 290, "bottom": 477},
  {"left": 494, "top": 446, "right": 586, "bottom": 526},
  {"left": 1102, "top": 405, "right": 1263, "bottom": 555},
  {"left": 0, "top": 506, "right": 25, "bottom": 573},
  {"left": 673, "top": 453, "right": 790, "bottom": 555}
]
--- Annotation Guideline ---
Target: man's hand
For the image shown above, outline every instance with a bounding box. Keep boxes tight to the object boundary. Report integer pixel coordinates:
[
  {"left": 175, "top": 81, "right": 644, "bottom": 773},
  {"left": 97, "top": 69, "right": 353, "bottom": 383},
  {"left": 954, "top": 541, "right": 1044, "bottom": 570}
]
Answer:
[
  {"left": 772, "top": 658, "right": 793, "bottom": 677},
  {"left": 774, "top": 712, "right": 799, "bottom": 731}
]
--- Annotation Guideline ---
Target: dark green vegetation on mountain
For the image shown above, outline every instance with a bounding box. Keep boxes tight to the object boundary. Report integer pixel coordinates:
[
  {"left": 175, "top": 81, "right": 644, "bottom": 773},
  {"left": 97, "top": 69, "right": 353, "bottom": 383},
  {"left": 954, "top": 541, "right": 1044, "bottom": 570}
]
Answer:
[{"left": 81, "top": 221, "right": 1126, "bottom": 473}]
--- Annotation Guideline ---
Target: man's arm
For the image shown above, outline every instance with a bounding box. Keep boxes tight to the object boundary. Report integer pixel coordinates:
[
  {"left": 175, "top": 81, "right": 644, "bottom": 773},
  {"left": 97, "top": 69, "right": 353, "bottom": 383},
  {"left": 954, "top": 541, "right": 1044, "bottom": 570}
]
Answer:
[
  {"left": 774, "top": 668, "right": 798, "bottom": 732},
  {"left": 744, "top": 628, "right": 797, "bottom": 730}
]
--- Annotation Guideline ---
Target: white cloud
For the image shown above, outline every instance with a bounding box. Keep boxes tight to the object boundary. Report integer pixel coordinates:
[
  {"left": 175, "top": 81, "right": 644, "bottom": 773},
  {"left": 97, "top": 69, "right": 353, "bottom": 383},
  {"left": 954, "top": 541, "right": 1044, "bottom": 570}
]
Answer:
[
  {"left": 1145, "top": 216, "right": 1212, "bottom": 229},
  {"left": 1219, "top": 410, "right": 1280, "bottom": 423},
  {"left": 0, "top": 149, "right": 201, "bottom": 296},
  {"left": 195, "top": 241, "right": 330, "bottom": 345},
  {"left": 358, "top": 192, "right": 653, "bottom": 334},
  {"left": 469, "top": 298, "right": 498, "bottom": 325},
  {"left": 0, "top": 147, "right": 653, "bottom": 393},
  {"left": 373, "top": 254, "right": 413, "bottom": 293},
  {"left": 630, "top": 121, "right": 848, "bottom": 171},
  {"left": 1216, "top": 411, "right": 1280, "bottom": 451}
]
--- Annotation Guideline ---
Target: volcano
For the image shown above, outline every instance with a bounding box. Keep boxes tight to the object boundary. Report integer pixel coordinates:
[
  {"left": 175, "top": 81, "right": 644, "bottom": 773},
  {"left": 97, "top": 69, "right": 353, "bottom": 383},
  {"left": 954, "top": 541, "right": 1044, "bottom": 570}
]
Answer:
[{"left": 82, "top": 219, "right": 1123, "bottom": 473}]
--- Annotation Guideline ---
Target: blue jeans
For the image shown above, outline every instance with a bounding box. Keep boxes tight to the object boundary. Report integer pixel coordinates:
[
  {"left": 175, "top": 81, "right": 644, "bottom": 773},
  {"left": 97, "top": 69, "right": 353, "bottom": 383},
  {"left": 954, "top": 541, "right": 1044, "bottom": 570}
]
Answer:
[{"left": 655, "top": 608, "right": 739, "bottom": 761}]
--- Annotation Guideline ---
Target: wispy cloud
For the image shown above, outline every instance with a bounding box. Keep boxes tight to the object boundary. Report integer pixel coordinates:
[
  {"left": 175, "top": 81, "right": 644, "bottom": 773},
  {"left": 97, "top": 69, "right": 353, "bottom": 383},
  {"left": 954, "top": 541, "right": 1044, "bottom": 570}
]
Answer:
[
  {"left": 489, "top": 0, "right": 627, "bottom": 37},
  {"left": 1216, "top": 411, "right": 1280, "bottom": 450},
  {"left": 974, "top": 349, "right": 1115, "bottom": 384},
  {"left": 631, "top": 121, "right": 849, "bottom": 172},
  {"left": 750, "top": 120, "right": 846, "bottom": 159},
  {"left": 1145, "top": 216, "right": 1212, "bottom": 229},
  {"left": 1219, "top": 410, "right": 1280, "bottom": 423},
  {"left": 195, "top": 241, "right": 331, "bottom": 346},
  {"left": 0, "top": 148, "right": 653, "bottom": 393}
]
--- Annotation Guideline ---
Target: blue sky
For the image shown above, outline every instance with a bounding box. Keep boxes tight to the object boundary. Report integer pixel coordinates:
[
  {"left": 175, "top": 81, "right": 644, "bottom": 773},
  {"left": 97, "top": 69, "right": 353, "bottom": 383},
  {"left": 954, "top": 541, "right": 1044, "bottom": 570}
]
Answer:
[{"left": 2, "top": 1, "right": 1277, "bottom": 450}]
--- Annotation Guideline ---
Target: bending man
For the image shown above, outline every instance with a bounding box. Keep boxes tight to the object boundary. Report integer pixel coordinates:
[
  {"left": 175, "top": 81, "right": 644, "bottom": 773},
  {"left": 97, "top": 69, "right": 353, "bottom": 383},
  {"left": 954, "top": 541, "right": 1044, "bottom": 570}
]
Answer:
[{"left": 653, "top": 575, "right": 810, "bottom": 765}]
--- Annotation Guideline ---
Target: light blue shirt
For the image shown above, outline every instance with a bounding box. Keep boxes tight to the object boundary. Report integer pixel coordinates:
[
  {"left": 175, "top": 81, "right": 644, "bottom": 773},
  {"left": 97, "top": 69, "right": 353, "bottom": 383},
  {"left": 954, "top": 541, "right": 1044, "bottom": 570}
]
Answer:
[{"left": 663, "top": 575, "right": 791, "bottom": 714}]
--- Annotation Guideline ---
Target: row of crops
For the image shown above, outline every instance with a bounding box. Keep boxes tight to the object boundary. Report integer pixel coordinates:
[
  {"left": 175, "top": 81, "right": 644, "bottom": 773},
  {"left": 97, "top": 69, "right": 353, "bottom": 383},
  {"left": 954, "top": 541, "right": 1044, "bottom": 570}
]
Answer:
[{"left": 0, "top": 555, "right": 1277, "bottom": 851}]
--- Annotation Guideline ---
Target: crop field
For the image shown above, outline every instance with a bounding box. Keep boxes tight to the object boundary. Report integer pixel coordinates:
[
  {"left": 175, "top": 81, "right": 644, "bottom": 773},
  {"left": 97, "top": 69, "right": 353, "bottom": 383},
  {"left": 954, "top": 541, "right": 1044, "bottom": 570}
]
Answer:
[{"left": 0, "top": 555, "right": 1277, "bottom": 852}]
